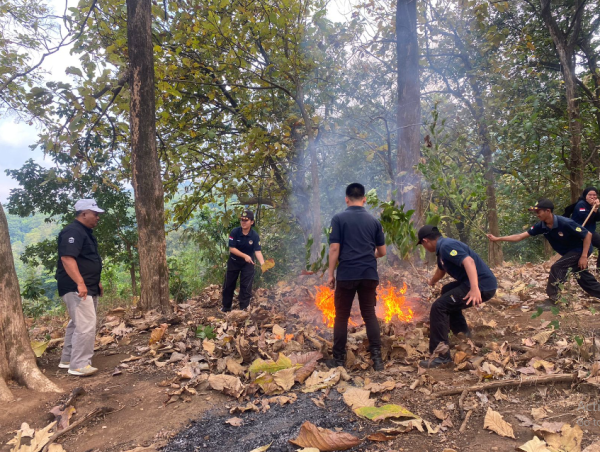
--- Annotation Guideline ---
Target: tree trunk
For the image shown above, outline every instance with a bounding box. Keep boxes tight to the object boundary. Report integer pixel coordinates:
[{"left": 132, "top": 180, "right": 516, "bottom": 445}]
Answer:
[
  {"left": 0, "top": 202, "right": 62, "bottom": 401},
  {"left": 127, "top": 0, "right": 170, "bottom": 312},
  {"left": 296, "top": 88, "right": 323, "bottom": 263},
  {"left": 396, "top": 0, "right": 422, "bottom": 223},
  {"left": 126, "top": 242, "right": 138, "bottom": 296},
  {"left": 539, "top": 0, "right": 585, "bottom": 203}
]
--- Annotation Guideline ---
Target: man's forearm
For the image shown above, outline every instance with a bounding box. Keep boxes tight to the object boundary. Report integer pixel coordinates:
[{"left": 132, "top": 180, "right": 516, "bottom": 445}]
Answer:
[
  {"left": 430, "top": 268, "right": 446, "bottom": 285},
  {"left": 328, "top": 247, "right": 340, "bottom": 276},
  {"left": 229, "top": 247, "right": 248, "bottom": 259},
  {"left": 463, "top": 258, "right": 480, "bottom": 291},
  {"left": 61, "top": 257, "right": 84, "bottom": 285},
  {"left": 498, "top": 234, "right": 526, "bottom": 242},
  {"left": 255, "top": 251, "right": 265, "bottom": 265},
  {"left": 582, "top": 233, "right": 592, "bottom": 257}
]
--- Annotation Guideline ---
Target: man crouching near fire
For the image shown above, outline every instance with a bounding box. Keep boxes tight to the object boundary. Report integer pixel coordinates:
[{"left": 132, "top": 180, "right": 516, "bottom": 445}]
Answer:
[
  {"left": 325, "top": 183, "right": 387, "bottom": 371},
  {"left": 417, "top": 225, "right": 497, "bottom": 368}
]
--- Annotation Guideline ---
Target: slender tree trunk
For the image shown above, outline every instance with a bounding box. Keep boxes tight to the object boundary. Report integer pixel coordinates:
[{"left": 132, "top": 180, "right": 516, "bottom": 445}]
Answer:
[
  {"left": 126, "top": 242, "right": 138, "bottom": 296},
  {"left": 396, "top": 0, "right": 422, "bottom": 223},
  {"left": 539, "top": 0, "right": 585, "bottom": 203},
  {"left": 127, "top": 0, "right": 170, "bottom": 311},
  {"left": 0, "top": 202, "right": 62, "bottom": 401},
  {"left": 297, "top": 89, "right": 322, "bottom": 263}
]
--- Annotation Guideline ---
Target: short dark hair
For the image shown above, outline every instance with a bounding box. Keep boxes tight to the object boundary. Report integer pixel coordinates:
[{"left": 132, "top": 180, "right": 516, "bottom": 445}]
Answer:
[
  {"left": 424, "top": 230, "right": 442, "bottom": 241},
  {"left": 346, "top": 183, "right": 365, "bottom": 200},
  {"left": 75, "top": 210, "right": 84, "bottom": 217}
]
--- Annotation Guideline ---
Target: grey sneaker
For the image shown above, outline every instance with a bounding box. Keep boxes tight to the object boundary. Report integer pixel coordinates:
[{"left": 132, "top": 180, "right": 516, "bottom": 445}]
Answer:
[
  {"left": 68, "top": 365, "right": 98, "bottom": 376},
  {"left": 58, "top": 361, "right": 70, "bottom": 369},
  {"left": 419, "top": 354, "right": 452, "bottom": 369}
]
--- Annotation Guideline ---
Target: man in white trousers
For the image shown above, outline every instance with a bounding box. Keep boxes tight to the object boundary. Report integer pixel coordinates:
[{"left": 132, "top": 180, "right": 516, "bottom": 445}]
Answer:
[{"left": 55, "top": 199, "right": 104, "bottom": 376}]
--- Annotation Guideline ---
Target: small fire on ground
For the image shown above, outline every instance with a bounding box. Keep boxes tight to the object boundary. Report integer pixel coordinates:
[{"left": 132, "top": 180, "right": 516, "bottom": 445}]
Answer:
[{"left": 314, "top": 282, "right": 414, "bottom": 327}]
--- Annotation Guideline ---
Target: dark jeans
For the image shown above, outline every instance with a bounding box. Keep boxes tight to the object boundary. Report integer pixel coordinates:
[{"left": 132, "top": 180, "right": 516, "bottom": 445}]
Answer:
[
  {"left": 547, "top": 250, "right": 600, "bottom": 300},
  {"left": 429, "top": 281, "right": 496, "bottom": 353},
  {"left": 222, "top": 257, "right": 255, "bottom": 310},
  {"left": 332, "top": 279, "right": 381, "bottom": 358}
]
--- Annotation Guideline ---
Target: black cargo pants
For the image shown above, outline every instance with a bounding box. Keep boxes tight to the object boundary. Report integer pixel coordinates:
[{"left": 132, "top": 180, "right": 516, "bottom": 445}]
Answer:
[{"left": 222, "top": 256, "right": 255, "bottom": 310}]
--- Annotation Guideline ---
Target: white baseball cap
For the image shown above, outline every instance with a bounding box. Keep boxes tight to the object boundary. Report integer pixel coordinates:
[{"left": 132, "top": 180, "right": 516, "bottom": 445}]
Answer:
[{"left": 74, "top": 199, "right": 105, "bottom": 213}]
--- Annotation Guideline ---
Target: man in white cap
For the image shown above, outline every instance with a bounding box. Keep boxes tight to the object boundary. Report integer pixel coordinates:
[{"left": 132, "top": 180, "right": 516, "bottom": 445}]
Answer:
[{"left": 55, "top": 199, "right": 104, "bottom": 376}]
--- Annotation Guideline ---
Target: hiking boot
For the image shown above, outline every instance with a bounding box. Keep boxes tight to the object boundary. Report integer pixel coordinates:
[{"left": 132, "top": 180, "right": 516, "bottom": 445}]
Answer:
[
  {"left": 370, "top": 349, "right": 384, "bottom": 371},
  {"left": 68, "top": 365, "right": 98, "bottom": 377},
  {"left": 419, "top": 353, "right": 452, "bottom": 369},
  {"left": 325, "top": 354, "right": 346, "bottom": 369},
  {"left": 220, "top": 307, "right": 231, "bottom": 313},
  {"left": 536, "top": 298, "right": 558, "bottom": 312},
  {"left": 58, "top": 361, "right": 70, "bottom": 369},
  {"left": 456, "top": 330, "right": 472, "bottom": 340}
]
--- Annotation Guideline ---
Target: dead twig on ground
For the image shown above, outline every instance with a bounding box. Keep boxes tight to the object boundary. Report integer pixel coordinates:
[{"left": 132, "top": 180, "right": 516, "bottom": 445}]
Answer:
[
  {"left": 459, "top": 409, "right": 472, "bottom": 433},
  {"left": 431, "top": 373, "right": 577, "bottom": 397},
  {"left": 42, "top": 407, "right": 113, "bottom": 452}
]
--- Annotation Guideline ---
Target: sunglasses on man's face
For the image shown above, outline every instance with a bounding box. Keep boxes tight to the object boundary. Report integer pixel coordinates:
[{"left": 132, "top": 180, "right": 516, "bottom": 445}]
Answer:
[{"left": 240, "top": 218, "right": 250, "bottom": 222}]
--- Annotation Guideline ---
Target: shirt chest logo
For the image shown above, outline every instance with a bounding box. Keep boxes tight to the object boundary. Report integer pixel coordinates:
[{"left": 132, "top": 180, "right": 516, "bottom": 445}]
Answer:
[
  {"left": 68, "top": 237, "right": 75, "bottom": 243},
  {"left": 249, "top": 240, "right": 253, "bottom": 245},
  {"left": 558, "top": 232, "right": 564, "bottom": 237}
]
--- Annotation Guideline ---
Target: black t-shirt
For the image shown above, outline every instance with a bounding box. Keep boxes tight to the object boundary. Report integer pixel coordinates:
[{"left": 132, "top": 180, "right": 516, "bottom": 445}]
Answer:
[
  {"left": 571, "top": 200, "right": 598, "bottom": 233},
  {"left": 329, "top": 206, "right": 386, "bottom": 281},
  {"left": 228, "top": 227, "right": 261, "bottom": 260},
  {"left": 528, "top": 214, "right": 590, "bottom": 256},
  {"left": 436, "top": 237, "right": 497, "bottom": 291},
  {"left": 55, "top": 220, "right": 103, "bottom": 297}
]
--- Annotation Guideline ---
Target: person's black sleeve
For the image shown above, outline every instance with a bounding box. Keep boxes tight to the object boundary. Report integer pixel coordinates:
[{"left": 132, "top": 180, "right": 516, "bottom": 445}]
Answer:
[{"left": 58, "top": 228, "right": 84, "bottom": 258}]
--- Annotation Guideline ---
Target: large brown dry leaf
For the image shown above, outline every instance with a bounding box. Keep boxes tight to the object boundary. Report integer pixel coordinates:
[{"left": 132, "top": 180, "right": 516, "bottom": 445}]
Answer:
[
  {"left": 273, "top": 368, "right": 296, "bottom": 391},
  {"left": 303, "top": 368, "right": 342, "bottom": 393},
  {"left": 483, "top": 407, "right": 515, "bottom": 438},
  {"left": 261, "top": 258, "right": 275, "bottom": 273},
  {"left": 254, "top": 373, "right": 284, "bottom": 395},
  {"left": 354, "top": 404, "right": 418, "bottom": 422},
  {"left": 542, "top": 423, "right": 583, "bottom": 452},
  {"left": 149, "top": 323, "right": 168, "bottom": 345},
  {"left": 7, "top": 421, "right": 56, "bottom": 452},
  {"left": 342, "top": 388, "right": 374, "bottom": 409},
  {"left": 47, "top": 445, "right": 66, "bottom": 452},
  {"left": 532, "top": 330, "right": 554, "bottom": 345},
  {"left": 225, "top": 417, "right": 244, "bottom": 427},
  {"left": 31, "top": 340, "right": 50, "bottom": 358},
  {"left": 273, "top": 324, "right": 285, "bottom": 338},
  {"left": 583, "top": 442, "right": 600, "bottom": 452},
  {"left": 203, "top": 339, "right": 216, "bottom": 355},
  {"left": 249, "top": 354, "right": 293, "bottom": 375},
  {"left": 208, "top": 374, "right": 245, "bottom": 398},
  {"left": 518, "top": 437, "right": 551, "bottom": 452},
  {"left": 532, "top": 407, "right": 550, "bottom": 421},
  {"left": 289, "top": 351, "right": 323, "bottom": 383},
  {"left": 226, "top": 357, "right": 246, "bottom": 377},
  {"left": 249, "top": 444, "right": 271, "bottom": 452},
  {"left": 289, "top": 421, "right": 362, "bottom": 451}
]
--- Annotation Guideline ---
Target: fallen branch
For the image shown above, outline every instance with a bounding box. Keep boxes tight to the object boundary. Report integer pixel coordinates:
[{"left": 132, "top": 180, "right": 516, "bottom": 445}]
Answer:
[
  {"left": 459, "top": 409, "right": 472, "bottom": 433},
  {"left": 42, "top": 407, "right": 113, "bottom": 451},
  {"left": 431, "top": 373, "right": 576, "bottom": 398}
]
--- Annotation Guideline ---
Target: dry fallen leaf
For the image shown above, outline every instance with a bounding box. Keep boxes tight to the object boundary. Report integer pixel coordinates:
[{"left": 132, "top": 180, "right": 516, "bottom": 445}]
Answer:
[
  {"left": 363, "top": 380, "right": 395, "bottom": 393},
  {"left": 47, "top": 445, "right": 67, "bottom": 452},
  {"left": 31, "top": 340, "right": 50, "bottom": 358},
  {"left": 289, "top": 352, "right": 323, "bottom": 383},
  {"left": 49, "top": 405, "right": 76, "bottom": 430},
  {"left": 354, "top": 404, "right": 418, "bottom": 422},
  {"left": 225, "top": 417, "right": 244, "bottom": 427},
  {"left": 208, "top": 374, "right": 245, "bottom": 398},
  {"left": 273, "top": 367, "right": 296, "bottom": 391},
  {"left": 261, "top": 258, "right": 275, "bottom": 273},
  {"left": 483, "top": 407, "right": 515, "bottom": 438},
  {"left": 532, "top": 330, "right": 554, "bottom": 345},
  {"left": 289, "top": 421, "right": 361, "bottom": 451},
  {"left": 532, "top": 406, "right": 549, "bottom": 420},
  {"left": 542, "top": 423, "right": 583, "bottom": 452},
  {"left": 518, "top": 437, "right": 551, "bottom": 452},
  {"left": 583, "top": 442, "right": 600, "bottom": 452},
  {"left": 342, "top": 388, "right": 374, "bottom": 409},
  {"left": 7, "top": 421, "right": 56, "bottom": 452},
  {"left": 149, "top": 323, "right": 168, "bottom": 345},
  {"left": 249, "top": 444, "right": 272, "bottom": 452},
  {"left": 273, "top": 324, "right": 285, "bottom": 338}
]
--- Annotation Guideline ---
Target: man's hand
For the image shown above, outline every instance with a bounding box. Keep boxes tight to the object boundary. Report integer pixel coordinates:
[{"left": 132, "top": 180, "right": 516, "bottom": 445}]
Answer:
[
  {"left": 243, "top": 254, "right": 254, "bottom": 265},
  {"left": 464, "top": 287, "right": 482, "bottom": 306},
  {"left": 77, "top": 282, "right": 88, "bottom": 299},
  {"left": 486, "top": 234, "right": 499, "bottom": 242},
  {"left": 579, "top": 255, "right": 589, "bottom": 270},
  {"left": 99, "top": 282, "right": 104, "bottom": 297},
  {"left": 594, "top": 199, "right": 600, "bottom": 209},
  {"left": 328, "top": 274, "right": 335, "bottom": 289}
]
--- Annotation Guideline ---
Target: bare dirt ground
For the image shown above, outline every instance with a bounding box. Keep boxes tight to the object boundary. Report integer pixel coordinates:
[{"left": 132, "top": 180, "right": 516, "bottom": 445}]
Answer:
[{"left": 3, "top": 261, "right": 600, "bottom": 452}]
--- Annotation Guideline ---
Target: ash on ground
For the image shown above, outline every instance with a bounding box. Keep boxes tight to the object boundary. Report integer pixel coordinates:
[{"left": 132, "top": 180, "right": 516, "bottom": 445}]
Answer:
[{"left": 163, "top": 392, "right": 371, "bottom": 452}]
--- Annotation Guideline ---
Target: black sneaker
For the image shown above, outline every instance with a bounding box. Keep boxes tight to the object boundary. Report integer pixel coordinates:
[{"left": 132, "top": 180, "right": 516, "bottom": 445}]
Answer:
[
  {"left": 220, "top": 307, "right": 231, "bottom": 313},
  {"left": 370, "top": 349, "right": 384, "bottom": 371},
  {"left": 535, "top": 298, "right": 557, "bottom": 312},
  {"left": 325, "top": 356, "right": 346, "bottom": 369},
  {"left": 419, "top": 354, "right": 452, "bottom": 369}
]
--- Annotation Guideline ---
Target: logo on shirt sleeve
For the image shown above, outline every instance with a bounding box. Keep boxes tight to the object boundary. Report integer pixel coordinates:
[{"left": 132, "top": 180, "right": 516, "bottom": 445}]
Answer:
[
  {"left": 580, "top": 208, "right": 587, "bottom": 211},
  {"left": 450, "top": 250, "right": 458, "bottom": 256},
  {"left": 576, "top": 227, "right": 582, "bottom": 232},
  {"left": 229, "top": 236, "right": 234, "bottom": 240},
  {"left": 68, "top": 237, "right": 75, "bottom": 244}
]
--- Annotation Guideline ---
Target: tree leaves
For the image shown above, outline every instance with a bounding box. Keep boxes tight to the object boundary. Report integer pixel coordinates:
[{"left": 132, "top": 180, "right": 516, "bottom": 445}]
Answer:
[
  {"left": 483, "top": 407, "right": 515, "bottom": 438},
  {"left": 354, "top": 404, "right": 418, "bottom": 422}
]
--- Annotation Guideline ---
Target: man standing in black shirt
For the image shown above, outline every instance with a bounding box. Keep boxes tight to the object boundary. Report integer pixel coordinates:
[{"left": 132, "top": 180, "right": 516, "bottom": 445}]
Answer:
[
  {"left": 326, "top": 183, "right": 387, "bottom": 371},
  {"left": 417, "top": 225, "right": 497, "bottom": 368},
  {"left": 222, "top": 210, "right": 265, "bottom": 312},
  {"left": 55, "top": 199, "right": 104, "bottom": 377}
]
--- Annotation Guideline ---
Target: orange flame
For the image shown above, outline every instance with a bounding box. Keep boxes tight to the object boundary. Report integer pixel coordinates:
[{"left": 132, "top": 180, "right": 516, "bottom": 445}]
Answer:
[
  {"left": 377, "top": 282, "right": 413, "bottom": 323},
  {"left": 314, "top": 282, "right": 413, "bottom": 327},
  {"left": 314, "top": 285, "right": 336, "bottom": 327}
]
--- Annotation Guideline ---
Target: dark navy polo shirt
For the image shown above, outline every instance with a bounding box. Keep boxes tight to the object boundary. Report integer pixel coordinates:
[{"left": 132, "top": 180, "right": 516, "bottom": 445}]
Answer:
[
  {"left": 55, "top": 220, "right": 103, "bottom": 297},
  {"left": 571, "top": 200, "right": 598, "bottom": 233},
  {"left": 528, "top": 215, "right": 590, "bottom": 256},
  {"left": 228, "top": 227, "right": 261, "bottom": 259},
  {"left": 329, "top": 206, "right": 386, "bottom": 281},
  {"left": 436, "top": 237, "right": 497, "bottom": 291}
]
